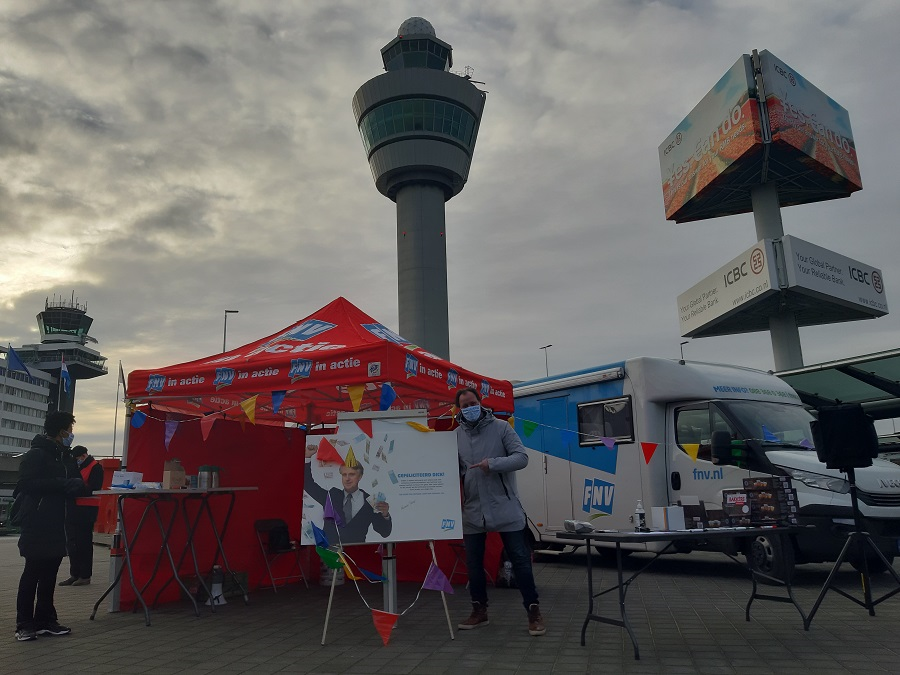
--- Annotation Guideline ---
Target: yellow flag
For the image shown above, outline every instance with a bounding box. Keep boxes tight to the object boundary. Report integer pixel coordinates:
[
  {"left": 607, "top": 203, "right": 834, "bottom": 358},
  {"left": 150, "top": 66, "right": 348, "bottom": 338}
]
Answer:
[
  {"left": 343, "top": 563, "right": 362, "bottom": 581},
  {"left": 508, "top": 416, "right": 515, "bottom": 428},
  {"left": 348, "top": 385, "right": 364, "bottom": 412},
  {"left": 345, "top": 446, "right": 359, "bottom": 468},
  {"left": 406, "top": 421, "right": 433, "bottom": 433},
  {"left": 683, "top": 444, "right": 700, "bottom": 461},
  {"left": 240, "top": 395, "right": 258, "bottom": 424}
]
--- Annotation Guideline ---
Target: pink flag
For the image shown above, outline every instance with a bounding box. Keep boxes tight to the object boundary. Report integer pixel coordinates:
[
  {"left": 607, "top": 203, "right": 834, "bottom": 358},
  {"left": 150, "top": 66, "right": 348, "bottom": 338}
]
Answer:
[
  {"left": 600, "top": 436, "right": 617, "bottom": 449},
  {"left": 200, "top": 414, "right": 216, "bottom": 441},
  {"left": 323, "top": 492, "right": 344, "bottom": 527},
  {"left": 422, "top": 562, "right": 454, "bottom": 594},
  {"left": 164, "top": 419, "right": 178, "bottom": 450}
]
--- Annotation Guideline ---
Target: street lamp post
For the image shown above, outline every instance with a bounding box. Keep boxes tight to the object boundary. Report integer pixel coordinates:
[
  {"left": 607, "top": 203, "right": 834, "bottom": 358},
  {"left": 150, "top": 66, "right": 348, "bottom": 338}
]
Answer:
[
  {"left": 539, "top": 344, "right": 552, "bottom": 378},
  {"left": 223, "top": 310, "right": 239, "bottom": 352}
]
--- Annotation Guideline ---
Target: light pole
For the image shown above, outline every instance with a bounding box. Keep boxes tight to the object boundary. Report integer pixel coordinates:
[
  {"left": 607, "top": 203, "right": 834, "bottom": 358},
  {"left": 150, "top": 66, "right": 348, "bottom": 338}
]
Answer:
[
  {"left": 223, "top": 310, "right": 239, "bottom": 352},
  {"left": 680, "top": 340, "right": 689, "bottom": 361},
  {"left": 539, "top": 344, "right": 552, "bottom": 378}
]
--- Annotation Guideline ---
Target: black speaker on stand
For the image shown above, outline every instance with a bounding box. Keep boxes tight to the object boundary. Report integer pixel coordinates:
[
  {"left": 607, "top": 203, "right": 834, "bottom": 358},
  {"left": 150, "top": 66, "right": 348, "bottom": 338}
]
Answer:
[{"left": 803, "top": 404, "right": 900, "bottom": 629}]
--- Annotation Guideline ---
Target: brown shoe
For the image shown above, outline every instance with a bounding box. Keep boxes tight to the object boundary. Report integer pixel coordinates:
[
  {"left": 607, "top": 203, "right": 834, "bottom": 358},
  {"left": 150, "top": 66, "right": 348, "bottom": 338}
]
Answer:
[
  {"left": 458, "top": 601, "right": 489, "bottom": 630},
  {"left": 527, "top": 603, "right": 545, "bottom": 636}
]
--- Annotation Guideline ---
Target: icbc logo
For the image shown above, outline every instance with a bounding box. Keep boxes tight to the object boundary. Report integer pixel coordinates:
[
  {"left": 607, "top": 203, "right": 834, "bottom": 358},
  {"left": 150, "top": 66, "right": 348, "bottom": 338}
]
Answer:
[
  {"left": 750, "top": 248, "right": 765, "bottom": 275},
  {"left": 872, "top": 270, "right": 884, "bottom": 294}
]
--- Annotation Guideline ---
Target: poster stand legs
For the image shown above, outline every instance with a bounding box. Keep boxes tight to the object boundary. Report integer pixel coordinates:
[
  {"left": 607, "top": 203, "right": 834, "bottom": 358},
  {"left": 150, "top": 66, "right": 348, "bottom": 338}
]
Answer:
[
  {"left": 383, "top": 542, "right": 397, "bottom": 613},
  {"left": 428, "top": 540, "right": 455, "bottom": 640}
]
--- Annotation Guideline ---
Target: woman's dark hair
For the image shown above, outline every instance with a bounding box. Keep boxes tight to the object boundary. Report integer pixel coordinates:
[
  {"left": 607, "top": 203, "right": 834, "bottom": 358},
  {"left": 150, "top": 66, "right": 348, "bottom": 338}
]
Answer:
[
  {"left": 455, "top": 387, "right": 481, "bottom": 407},
  {"left": 72, "top": 445, "right": 88, "bottom": 457},
  {"left": 44, "top": 411, "right": 75, "bottom": 437}
]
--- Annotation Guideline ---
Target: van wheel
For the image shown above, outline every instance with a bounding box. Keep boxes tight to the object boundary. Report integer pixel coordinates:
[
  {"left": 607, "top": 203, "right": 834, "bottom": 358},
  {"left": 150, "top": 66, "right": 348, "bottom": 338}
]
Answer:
[
  {"left": 746, "top": 533, "right": 795, "bottom": 583},
  {"left": 851, "top": 553, "right": 895, "bottom": 574}
]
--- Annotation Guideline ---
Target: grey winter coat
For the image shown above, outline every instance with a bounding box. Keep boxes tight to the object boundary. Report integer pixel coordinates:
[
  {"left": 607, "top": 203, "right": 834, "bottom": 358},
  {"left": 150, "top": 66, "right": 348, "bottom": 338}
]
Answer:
[{"left": 457, "top": 409, "right": 529, "bottom": 534}]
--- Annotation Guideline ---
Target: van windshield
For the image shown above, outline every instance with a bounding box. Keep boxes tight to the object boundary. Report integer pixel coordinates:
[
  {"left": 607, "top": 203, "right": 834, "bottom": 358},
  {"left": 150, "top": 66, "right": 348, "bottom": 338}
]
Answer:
[{"left": 719, "top": 400, "right": 817, "bottom": 451}]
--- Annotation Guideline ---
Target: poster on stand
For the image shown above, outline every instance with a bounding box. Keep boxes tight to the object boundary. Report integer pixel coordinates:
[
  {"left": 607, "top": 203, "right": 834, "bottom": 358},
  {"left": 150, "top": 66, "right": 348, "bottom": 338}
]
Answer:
[{"left": 301, "top": 415, "right": 462, "bottom": 546}]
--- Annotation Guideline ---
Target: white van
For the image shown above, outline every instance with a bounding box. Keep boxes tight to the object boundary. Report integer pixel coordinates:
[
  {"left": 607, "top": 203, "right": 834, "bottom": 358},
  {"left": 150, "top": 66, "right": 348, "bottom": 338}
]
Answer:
[{"left": 513, "top": 357, "right": 900, "bottom": 578}]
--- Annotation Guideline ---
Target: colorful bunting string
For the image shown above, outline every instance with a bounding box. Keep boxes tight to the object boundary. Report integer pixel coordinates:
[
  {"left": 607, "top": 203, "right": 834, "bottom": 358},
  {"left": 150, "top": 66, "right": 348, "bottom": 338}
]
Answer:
[
  {"left": 271, "top": 390, "right": 286, "bottom": 415},
  {"left": 355, "top": 418, "right": 373, "bottom": 439},
  {"left": 164, "top": 419, "right": 177, "bottom": 450},
  {"left": 200, "top": 414, "right": 216, "bottom": 441},
  {"left": 348, "top": 385, "right": 364, "bottom": 412},
  {"left": 371, "top": 609, "right": 399, "bottom": 645},
  {"left": 379, "top": 383, "right": 397, "bottom": 410},
  {"left": 240, "top": 395, "right": 258, "bottom": 424}
]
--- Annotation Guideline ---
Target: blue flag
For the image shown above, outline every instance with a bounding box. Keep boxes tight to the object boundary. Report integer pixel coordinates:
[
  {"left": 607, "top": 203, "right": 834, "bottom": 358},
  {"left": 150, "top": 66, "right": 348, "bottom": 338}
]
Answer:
[
  {"left": 761, "top": 425, "right": 779, "bottom": 442},
  {"left": 60, "top": 357, "right": 71, "bottom": 393},
  {"left": 5, "top": 345, "right": 35, "bottom": 381},
  {"left": 379, "top": 383, "right": 397, "bottom": 411}
]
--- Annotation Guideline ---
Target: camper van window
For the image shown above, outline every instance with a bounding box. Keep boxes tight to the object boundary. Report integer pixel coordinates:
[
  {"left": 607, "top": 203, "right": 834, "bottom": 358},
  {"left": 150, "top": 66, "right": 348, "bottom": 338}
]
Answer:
[
  {"left": 675, "top": 405, "right": 714, "bottom": 462},
  {"left": 577, "top": 396, "right": 633, "bottom": 446}
]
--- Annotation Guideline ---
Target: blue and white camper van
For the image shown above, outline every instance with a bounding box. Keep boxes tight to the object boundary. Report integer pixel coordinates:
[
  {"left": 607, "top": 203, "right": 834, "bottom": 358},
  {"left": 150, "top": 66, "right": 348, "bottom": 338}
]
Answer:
[{"left": 513, "top": 357, "right": 900, "bottom": 578}]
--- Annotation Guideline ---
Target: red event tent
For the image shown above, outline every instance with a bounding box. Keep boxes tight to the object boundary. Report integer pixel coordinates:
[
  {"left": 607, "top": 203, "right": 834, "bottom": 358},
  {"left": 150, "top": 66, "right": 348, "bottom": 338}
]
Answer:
[
  {"left": 126, "top": 296, "right": 513, "bottom": 425},
  {"left": 117, "top": 298, "right": 513, "bottom": 607}
]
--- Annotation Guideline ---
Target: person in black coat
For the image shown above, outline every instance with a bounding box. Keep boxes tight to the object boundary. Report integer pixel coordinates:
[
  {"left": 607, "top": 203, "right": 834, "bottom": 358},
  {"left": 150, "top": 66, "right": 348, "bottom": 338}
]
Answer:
[
  {"left": 304, "top": 444, "right": 392, "bottom": 545},
  {"left": 59, "top": 446, "right": 104, "bottom": 587},
  {"left": 14, "top": 411, "right": 85, "bottom": 642}
]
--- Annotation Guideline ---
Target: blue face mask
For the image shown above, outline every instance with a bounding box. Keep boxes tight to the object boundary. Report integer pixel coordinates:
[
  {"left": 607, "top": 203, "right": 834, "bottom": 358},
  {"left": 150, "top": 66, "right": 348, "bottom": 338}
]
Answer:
[
  {"left": 62, "top": 432, "right": 74, "bottom": 447},
  {"left": 461, "top": 405, "right": 482, "bottom": 423}
]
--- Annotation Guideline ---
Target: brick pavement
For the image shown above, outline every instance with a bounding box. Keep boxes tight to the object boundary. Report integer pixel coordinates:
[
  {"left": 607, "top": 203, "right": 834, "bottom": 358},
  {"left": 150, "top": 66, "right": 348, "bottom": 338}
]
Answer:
[{"left": 2, "top": 535, "right": 899, "bottom": 673}]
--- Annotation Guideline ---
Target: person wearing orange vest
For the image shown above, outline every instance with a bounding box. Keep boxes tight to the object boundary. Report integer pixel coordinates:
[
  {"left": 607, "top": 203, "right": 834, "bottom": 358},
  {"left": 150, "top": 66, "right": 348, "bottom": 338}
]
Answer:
[{"left": 58, "top": 446, "right": 104, "bottom": 587}]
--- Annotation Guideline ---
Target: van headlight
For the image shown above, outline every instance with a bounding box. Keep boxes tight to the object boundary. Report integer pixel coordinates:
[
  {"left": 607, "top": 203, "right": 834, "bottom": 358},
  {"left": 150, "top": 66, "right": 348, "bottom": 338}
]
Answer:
[{"left": 780, "top": 468, "right": 850, "bottom": 494}]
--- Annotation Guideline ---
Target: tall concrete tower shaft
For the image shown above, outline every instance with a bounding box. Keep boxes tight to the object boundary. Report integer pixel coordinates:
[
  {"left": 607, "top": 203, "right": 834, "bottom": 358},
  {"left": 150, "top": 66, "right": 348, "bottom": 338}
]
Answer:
[{"left": 352, "top": 17, "right": 486, "bottom": 359}]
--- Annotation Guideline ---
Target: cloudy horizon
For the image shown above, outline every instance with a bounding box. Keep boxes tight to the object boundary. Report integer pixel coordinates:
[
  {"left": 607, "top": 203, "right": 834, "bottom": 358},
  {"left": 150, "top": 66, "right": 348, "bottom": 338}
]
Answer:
[{"left": 3, "top": 1, "right": 899, "bottom": 455}]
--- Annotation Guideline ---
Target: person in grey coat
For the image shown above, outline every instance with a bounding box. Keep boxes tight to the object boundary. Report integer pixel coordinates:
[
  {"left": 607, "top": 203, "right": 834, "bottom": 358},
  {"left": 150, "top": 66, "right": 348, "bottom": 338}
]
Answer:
[{"left": 455, "top": 387, "right": 545, "bottom": 636}]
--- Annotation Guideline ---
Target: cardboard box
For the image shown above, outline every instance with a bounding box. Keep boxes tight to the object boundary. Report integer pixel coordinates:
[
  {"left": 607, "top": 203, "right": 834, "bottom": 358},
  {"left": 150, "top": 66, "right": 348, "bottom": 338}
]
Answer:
[
  {"left": 742, "top": 476, "right": 793, "bottom": 490},
  {"left": 162, "top": 459, "right": 186, "bottom": 489},
  {"left": 651, "top": 506, "right": 686, "bottom": 531}
]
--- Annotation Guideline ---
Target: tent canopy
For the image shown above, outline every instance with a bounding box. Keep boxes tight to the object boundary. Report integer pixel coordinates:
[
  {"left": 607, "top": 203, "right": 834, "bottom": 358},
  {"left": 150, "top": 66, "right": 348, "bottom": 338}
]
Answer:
[{"left": 126, "top": 297, "right": 513, "bottom": 426}]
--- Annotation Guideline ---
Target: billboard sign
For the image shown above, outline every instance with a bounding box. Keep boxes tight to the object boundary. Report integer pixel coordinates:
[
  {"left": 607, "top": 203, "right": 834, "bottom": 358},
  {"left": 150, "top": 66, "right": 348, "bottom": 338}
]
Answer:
[
  {"left": 677, "top": 240, "right": 779, "bottom": 337},
  {"left": 782, "top": 235, "right": 887, "bottom": 316},
  {"left": 659, "top": 56, "right": 762, "bottom": 221},
  {"left": 760, "top": 51, "right": 862, "bottom": 190}
]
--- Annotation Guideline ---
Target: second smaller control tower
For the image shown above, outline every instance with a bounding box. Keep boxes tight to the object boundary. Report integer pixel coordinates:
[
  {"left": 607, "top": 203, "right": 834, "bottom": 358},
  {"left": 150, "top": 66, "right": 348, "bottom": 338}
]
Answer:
[{"left": 352, "top": 17, "right": 486, "bottom": 359}]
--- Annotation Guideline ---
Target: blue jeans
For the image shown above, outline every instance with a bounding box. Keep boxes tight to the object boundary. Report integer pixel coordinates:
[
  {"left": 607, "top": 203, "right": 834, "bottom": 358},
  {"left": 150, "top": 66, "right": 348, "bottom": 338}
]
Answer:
[{"left": 464, "top": 529, "right": 538, "bottom": 609}]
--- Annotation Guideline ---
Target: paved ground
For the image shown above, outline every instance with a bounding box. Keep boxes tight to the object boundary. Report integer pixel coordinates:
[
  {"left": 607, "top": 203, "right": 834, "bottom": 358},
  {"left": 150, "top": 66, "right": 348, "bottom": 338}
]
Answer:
[{"left": 2, "top": 536, "right": 899, "bottom": 674}]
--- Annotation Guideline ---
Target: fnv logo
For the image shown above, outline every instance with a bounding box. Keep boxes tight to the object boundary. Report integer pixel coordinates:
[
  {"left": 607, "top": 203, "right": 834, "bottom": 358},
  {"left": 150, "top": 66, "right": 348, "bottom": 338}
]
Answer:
[
  {"left": 405, "top": 353, "right": 418, "bottom": 379},
  {"left": 441, "top": 519, "right": 455, "bottom": 530},
  {"left": 446, "top": 369, "right": 458, "bottom": 389},
  {"left": 213, "top": 367, "right": 235, "bottom": 390},
  {"left": 582, "top": 478, "right": 615, "bottom": 516},
  {"left": 288, "top": 358, "right": 312, "bottom": 382},
  {"left": 146, "top": 374, "right": 166, "bottom": 393},
  {"left": 362, "top": 322, "right": 409, "bottom": 345},
  {"left": 480, "top": 379, "right": 490, "bottom": 400}
]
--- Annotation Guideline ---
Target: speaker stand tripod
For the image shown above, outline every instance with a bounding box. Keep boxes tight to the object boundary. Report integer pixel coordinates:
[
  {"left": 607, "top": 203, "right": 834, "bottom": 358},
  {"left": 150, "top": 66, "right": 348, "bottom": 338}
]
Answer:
[{"left": 804, "top": 466, "right": 900, "bottom": 630}]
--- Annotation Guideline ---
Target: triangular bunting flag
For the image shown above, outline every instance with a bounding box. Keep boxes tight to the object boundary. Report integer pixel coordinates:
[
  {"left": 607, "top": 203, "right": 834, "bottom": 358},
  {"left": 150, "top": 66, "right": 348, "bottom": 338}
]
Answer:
[
  {"left": 406, "top": 421, "right": 433, "bottom": 433},
  {"left": 371, "top": 609, "right": 399, "bottom": 645},
  {"left": 271, "top": 390, "right": 286, "bottom": 415},
  {"left": 131, "top": 410, "right": 147, "bottom": 428},
  {"left": 600, "top": 436, "right": 617, "bottom": 449},
  {"left": 422, "top": 562, "right": 454, "bottom": 593},
  {"left": 347, "top": 385, "right": 364, "bottom": 413},
  {"left": 761, "top": 424, "right": 779, "bottom": 442},
  {"left": 311, "top": 522, "right": 330, "bottom": 548},
  {"left": 361, "top": 567, "right": 386, "bottom": 582},
  {"left": 508, "top": 416, "right": 515, "bottom": 428},
  {"left": 683, "top": 443, "right": 700, "bottom": 461},
  {"left": 345, "top": 446, "right": 359, "bottom": 468},
  {"left": 240, "top": 395, "right": 258, "bottom": 424},
  {"left": 315, "top": 546, "right": 344, "bottom": 569},
  {"left": 164, "top": 419, "right": 178, "bottom": 450},
  {"left": 379, "top": 383, "right": 397, "bottom": 411},
  {"left": 799, "top": 438, "right": 814, "bottom": 449},
  {"left": 200, "top": 414, "right": 216, "bottom": 441},
  {"left": 375, "top": 544, "right": 384, "bottom": 556},
  {"left": 323, "top": 493, "right": 344, "bottom": 527},
  {"left": 560, "top": 429, "right": 577, "bottom": 444},
  {"left": 641, "top": 442, "right": 658, "bottom": 464},
  {"left": 343, "top": 564, "right": 363, "bottom": 581},
  {"left": 356, "top": 418, "right": 373, "bottom": 439},
  {"left": 317, "top": 437, "right": 344, "bottom": 464},
  {"left": 522, "top": 420, "right": 538, "bottom": 438}
]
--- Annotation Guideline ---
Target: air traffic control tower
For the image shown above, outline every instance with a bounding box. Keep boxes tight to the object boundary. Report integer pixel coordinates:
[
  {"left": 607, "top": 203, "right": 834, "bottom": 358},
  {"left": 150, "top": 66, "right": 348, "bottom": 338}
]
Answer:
[{"left": 352, "top": 17, "right": 486, "bottom": 359}]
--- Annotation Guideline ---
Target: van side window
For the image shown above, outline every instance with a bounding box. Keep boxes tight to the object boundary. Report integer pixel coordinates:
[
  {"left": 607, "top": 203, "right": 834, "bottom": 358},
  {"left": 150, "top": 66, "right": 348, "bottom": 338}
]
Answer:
[
  {"left": 675, "top": 406, "right": 712, "bottom": 462},
  {"left": 577, "top": 397, "right": 633, "bottom": 446}
]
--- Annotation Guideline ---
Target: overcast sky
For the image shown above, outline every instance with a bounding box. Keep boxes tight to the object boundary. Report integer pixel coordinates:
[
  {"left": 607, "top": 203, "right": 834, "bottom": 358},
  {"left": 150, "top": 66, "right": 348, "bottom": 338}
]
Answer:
[{"left": 3, "top": 1, "right": 899, "bottom": 455}]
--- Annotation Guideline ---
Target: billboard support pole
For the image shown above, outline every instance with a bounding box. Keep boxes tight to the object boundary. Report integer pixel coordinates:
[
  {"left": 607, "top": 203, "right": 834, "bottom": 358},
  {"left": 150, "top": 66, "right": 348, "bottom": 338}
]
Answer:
[{"left": 752, "top": 182, "right": 804, "bottom": 370}]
